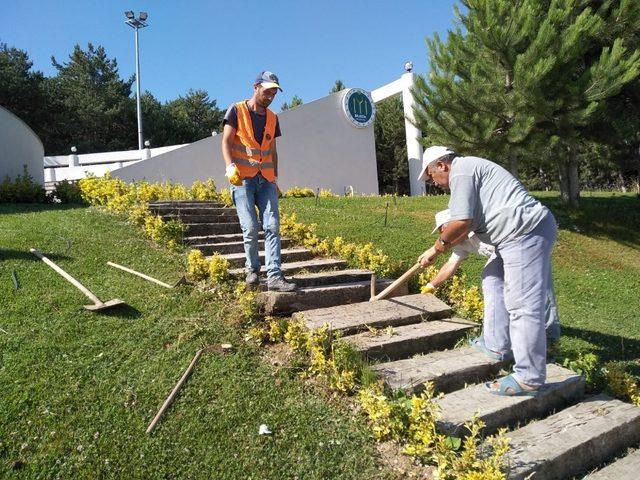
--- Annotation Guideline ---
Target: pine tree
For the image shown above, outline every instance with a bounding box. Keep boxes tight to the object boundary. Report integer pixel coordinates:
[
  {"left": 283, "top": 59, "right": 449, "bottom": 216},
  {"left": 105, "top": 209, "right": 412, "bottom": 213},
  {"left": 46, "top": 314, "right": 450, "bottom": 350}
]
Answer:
[
  {"left": 330, "top": 80, "right": 346, "bottom": 93},
  {"left": 412, "top": 0, "right": 640, "bottom": 206},
  {"left": 374, "top": 97, "right": 409, "bottom": 194},
  {"left": 48, "top": 43, "right": 136, "bottom": 154},
  {"left": 280, "top": 95, "right": 303, "bottom": 111}
]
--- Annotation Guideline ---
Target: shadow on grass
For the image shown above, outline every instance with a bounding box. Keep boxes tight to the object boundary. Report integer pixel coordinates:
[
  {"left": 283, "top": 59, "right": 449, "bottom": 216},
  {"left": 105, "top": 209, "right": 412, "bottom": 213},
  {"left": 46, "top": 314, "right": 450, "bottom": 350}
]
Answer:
[
  {"left": 0, "top": 202, "right": 87, "bottom": 215},
  {"left": 561, "top": 325, "right": 640, "bottom": 371},
  {"left": 0, "top": 249, "right": 72, "bottom": 262},
  {"left": 540, "top": 195, "right": 640, "bottom": 249},
  {"left": 95, "top": 302, "right": 142, "bottom": 320}
]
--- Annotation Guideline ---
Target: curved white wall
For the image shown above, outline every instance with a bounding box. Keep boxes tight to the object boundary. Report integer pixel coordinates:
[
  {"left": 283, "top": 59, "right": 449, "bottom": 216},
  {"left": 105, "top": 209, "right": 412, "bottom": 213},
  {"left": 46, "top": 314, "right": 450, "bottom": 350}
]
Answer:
[
  {"left": 113, "top": 92, "right": 380, "bottom": 194},
  {"left": 0, "top": 106, "right": 44, "bottom": 184}
]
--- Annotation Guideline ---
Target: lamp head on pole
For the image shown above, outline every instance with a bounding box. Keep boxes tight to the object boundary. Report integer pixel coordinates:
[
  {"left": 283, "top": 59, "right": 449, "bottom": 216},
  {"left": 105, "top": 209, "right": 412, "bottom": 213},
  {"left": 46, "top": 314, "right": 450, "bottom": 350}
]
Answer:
[
  {"left": 139, "top": 11, "right": 148, "bottom": 21},
  {"left": 125, "top": 11, "right": 134, "bottom": 19}
]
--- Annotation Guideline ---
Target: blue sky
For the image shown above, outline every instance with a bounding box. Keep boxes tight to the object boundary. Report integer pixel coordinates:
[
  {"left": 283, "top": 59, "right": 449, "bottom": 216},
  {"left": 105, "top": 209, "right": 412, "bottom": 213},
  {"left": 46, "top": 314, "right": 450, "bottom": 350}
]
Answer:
[{"left": 1, "top": 0, "right": 458, "bottom": 109}]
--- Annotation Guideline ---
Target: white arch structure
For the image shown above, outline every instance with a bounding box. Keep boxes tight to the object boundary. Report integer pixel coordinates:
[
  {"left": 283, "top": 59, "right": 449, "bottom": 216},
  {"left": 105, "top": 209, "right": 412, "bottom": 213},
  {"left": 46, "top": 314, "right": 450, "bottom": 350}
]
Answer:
[{"left": 371, "top": 72, "right": 424, "bottom": 196}]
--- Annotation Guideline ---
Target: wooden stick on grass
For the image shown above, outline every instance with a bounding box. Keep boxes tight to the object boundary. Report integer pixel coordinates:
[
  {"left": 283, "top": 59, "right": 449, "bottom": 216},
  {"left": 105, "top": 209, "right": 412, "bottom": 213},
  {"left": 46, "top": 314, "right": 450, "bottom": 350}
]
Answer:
[
  {"left": 146, "top": 348, "right": 204, "bottom": 434},
  {"left": 107, "top": 262, "right": 174, "bottom": 289}
]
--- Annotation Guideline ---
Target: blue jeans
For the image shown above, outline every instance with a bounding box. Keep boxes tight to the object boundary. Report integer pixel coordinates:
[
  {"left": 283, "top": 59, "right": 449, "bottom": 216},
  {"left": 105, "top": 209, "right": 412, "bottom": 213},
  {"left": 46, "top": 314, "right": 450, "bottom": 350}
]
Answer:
[
  {"left": 481, "top": 210, "right": 558, "bottom": 387},
  {"left": 231, "top": 174, "right": 282, "bottom": 279}
]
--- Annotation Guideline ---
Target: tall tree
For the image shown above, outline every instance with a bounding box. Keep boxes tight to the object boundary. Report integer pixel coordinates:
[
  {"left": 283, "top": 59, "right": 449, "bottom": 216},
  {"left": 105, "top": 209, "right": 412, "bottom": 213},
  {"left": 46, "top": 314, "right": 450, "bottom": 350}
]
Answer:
[
  {"left": 280, "top": 95, "right": 303, "bottom": 111},
  {"left": 330, "top": 80, "right": 346, "bottom": 93},
  {"left": 374, "top": 97, "right": 410, "bottom": 195},
  {"left": 0, "top": 43, "right": 47, "bottom": 132},
  {"left": 47, "top": 43, "right": 136, "bottom": 154},
  {"left": 162, "top": 89, "right": 223, "bottom": 144},
  {"left": 412, "top": 0, "right": 640, "bottom": 206}
]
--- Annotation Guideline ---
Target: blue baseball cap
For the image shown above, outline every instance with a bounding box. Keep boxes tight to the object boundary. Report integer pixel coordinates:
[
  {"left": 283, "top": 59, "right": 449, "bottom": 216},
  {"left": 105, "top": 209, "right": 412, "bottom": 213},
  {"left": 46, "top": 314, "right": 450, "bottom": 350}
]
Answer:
[{"left": 255, "top": 71, "right": 282, "bottom": 91}]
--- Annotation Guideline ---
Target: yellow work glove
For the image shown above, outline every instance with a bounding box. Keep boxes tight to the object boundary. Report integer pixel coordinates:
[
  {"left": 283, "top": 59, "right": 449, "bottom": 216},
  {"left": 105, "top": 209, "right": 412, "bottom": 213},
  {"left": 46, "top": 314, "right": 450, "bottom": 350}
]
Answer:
[
  {"left": 225, "top": 163, "right": 242, "bottom": 186},
  {"left": 421, "top": 282, "right": 436, "bottom": 294}
]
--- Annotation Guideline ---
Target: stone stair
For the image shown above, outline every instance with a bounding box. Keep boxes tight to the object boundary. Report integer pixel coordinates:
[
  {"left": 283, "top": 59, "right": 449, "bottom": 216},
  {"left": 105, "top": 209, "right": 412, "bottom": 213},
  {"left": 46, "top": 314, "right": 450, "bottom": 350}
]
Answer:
[
  {"left": 156, "top": 200, "right": 640, "bottom": 479},
  {"left": 154, "top": 200, "right": 398, "bottom": 315},
  {"left": 584, "top": 447, "right": 640, "bottom": 479},
  {"left": 293, "top": 293, "right": 640, "bottom": 479}
]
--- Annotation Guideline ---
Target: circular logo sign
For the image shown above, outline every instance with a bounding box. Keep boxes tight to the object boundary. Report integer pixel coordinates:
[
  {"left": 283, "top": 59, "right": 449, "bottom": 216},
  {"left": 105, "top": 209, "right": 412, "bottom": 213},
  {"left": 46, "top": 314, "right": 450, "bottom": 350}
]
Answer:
[{"left": 342, "top": 88, "right": 376, "bottom": 128}]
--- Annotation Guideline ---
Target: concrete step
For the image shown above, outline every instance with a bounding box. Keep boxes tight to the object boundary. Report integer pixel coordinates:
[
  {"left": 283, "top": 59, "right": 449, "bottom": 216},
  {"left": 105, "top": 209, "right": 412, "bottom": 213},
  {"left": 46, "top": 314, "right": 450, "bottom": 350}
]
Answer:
[
  {"left": 503, "top": 395, "right": 640, "bottom": 480},
  {"left": 193, "top": 239, "right": 292, "bottom": 255},
  {"left": 151, "top": 206, "right": 236, "bottom": 216},
  {"left": 219, "top": 247, "right": 313, "bottom": 268},
  {"left": 294, "top": 294, "right": 453, "bottom": 335},
  {"left": 437, "top": 364, "right": 585, "bottom": 437},
  {"left": 148, "top": 201, "right": 225, "bottom": 208},
  {"left": 161, "top": 213, "right": 239, "bottom": 224},
  {"left": 287, "top": 269, "right": 375, "bottom": 288},
  {"left": 585, "top": 448, "right": 640, "bottom": 479},
  {"left": 371, "top": 346, "right": 508, "bottom": 395},
  {"left": 345, "top": 318, "right": 476, "bottom": 361},
  {"left": 184, "top": 222, "right": 242, "bottom": 236},
  {"left": 256, "top": 279, "right": 405, "bottom": 316},
  {"left": 229, "top": 258, "right": 349, "bottom": 276},
  {"left": 184, "top": 232, "right": 260, "bottom": 245}
]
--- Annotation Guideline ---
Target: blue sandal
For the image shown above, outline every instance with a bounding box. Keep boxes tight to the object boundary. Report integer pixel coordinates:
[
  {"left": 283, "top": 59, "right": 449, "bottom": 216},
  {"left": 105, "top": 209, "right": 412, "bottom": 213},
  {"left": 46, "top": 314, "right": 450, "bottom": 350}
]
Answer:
[
  {"left": 469, "top": 337, "right": 505, "bottom": 361},
  {"left": 485, "top": 374, "right": 539, "bottom": 397}
]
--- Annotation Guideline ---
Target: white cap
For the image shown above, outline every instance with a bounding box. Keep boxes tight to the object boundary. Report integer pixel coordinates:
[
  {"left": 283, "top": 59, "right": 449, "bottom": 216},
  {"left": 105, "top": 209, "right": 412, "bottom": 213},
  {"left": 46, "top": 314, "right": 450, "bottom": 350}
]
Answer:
[
  {"left": 432, "top": 209, "right": 451, "bottom": 234},
  {"left": 418, "top": 146, "right": 454, "bottom": 181}
]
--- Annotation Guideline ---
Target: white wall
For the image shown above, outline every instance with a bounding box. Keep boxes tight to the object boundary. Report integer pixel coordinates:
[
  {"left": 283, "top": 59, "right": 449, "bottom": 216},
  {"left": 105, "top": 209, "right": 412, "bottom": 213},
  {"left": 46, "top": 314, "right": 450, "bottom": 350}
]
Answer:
[
  {"left": 0, "top": 106, "right": 45, "bottom": 184},
  {"left": 112, "top": 92, "right": 380, "bottom": 194},
  {"left": 43, "top": 144, "right": 188, "bottom": 183}
]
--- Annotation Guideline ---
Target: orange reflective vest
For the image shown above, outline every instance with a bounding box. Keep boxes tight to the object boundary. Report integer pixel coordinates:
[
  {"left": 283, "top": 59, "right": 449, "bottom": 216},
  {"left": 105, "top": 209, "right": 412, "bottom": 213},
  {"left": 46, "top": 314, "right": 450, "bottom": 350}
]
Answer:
[{"left": 231, "top": 101, "right": 277, "bottom": 182}]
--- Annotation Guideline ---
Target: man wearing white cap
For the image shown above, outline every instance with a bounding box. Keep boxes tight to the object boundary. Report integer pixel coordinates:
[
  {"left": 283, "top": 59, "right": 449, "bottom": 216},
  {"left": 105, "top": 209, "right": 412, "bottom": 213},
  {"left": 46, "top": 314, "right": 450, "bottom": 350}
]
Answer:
[
  {"left": 426, "top": 209, "right": 560, "bottom": 346},
  {"left": 417, "top": 146, "right": 557, "bottom": 396}
]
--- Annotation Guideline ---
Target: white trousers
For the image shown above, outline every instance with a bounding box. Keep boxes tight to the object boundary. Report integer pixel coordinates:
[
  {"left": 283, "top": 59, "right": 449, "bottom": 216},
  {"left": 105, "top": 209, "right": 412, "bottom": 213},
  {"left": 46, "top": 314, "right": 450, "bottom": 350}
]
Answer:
[{"left": 480, "top": 211, "right": 558, "bottom": 386}]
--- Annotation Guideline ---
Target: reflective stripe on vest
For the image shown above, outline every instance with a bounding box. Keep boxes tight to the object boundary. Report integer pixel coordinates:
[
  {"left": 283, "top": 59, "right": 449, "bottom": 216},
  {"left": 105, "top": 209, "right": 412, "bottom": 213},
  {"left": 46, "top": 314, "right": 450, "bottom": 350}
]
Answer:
[{"left": 232, "top": 101, "right": 276, "bottom": 182}]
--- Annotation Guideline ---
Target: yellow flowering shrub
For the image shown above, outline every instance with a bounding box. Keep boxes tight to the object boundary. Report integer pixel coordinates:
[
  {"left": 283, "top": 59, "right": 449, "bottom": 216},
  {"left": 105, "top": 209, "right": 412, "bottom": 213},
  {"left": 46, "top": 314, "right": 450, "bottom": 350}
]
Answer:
[
  {"left": 284, "top": 319, "right": 310, "bottom": 354},
  {"left": 283, "top": 186, "right": 315, "bottom": 198},
  {"left": 319, "top": 188, "right": 338, "bottom": 198},
  {"left": 233, "top": 282, "right": 259, "bottom": 322},
  {"left": 403, "top": 382, "right": 442, "bottom": 459},
  {"left": 280, "top": 214, "right": 393, "bottom": 277},
  {"left": 218, "top": 188, "right": 233, "bottom": 206},
  {"left": 358, "top": 383, "right": 409, "bottom": 441},
  {"left": 186, "top": 249, "right": 209, "bottom": 281},
  {"left": 417, "top": 270, "right": 484, "bottom": 322},
  {"left": 604, "top": 363, "right": 640, "bottom": 406},
  {"left": 189, "top": 179, "right": 219, "bottom": 200},
  {"left": 208, "top": 253, "right": 231, "bottom": 284}
]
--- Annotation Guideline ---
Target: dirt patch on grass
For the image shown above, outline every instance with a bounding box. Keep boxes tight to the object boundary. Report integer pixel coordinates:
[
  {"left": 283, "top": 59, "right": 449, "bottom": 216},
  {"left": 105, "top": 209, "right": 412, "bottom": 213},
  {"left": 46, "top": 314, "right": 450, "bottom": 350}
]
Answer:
[{"left": 375, "top": 441, "right": 436, "bottom": 479}]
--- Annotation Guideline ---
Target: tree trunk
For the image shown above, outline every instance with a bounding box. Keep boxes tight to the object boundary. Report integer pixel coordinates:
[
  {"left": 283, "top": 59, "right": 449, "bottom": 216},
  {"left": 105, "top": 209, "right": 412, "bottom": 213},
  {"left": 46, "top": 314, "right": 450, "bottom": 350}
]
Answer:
[
  {"left": 509, "top": 153, "right": 519, "bottom": 180},
  {"left": 617, "top": 172, "right": 627, "bottom": 193},
  {"left": 558, "top": 150, "right": 580, "bottom": 207}
]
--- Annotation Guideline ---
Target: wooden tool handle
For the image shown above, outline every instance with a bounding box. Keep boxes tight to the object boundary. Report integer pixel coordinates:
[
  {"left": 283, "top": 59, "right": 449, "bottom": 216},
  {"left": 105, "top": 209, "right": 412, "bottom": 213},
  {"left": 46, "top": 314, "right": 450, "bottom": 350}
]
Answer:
[
  {"left": 107, "top": 261, "right": 173, "bottom": 289},
  {"left": 371, "top": 262, "right": 423, "bottom": 301},
  {"left": 146, "top": 348, "right": 204, "bottom": 434},
  {"left": 30, "top": 248, "right": 102, "bottom": 305}
]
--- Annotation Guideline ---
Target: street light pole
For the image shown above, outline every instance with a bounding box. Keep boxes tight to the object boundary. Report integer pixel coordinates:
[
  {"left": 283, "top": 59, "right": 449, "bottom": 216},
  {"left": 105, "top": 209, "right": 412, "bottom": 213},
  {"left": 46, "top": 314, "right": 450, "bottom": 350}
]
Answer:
[{"left": 125, "top": 11, "right": 148, "bottom": 151}]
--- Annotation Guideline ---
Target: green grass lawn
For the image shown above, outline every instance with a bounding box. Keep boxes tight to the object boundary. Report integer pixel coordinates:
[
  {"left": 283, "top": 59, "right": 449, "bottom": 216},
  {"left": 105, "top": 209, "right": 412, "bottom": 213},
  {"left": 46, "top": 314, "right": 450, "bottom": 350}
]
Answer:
[
  {"left": 0, "top": 204, "right": 389, "bottom": 479},
  {"left": 281, "top": 192, "right": 640, "bottom": 374}
]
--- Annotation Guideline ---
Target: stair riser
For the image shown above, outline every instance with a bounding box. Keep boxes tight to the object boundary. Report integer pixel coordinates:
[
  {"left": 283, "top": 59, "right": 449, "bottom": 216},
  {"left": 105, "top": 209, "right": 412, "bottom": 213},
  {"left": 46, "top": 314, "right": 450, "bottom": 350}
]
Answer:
[
  {"left": 354, "top": 327, "right": 474, "bottom": 362},
  {"left": 151, "top": 207, "right": 236, "bottom": 216},
  {"left": 184, "top": 233, "right": 262, "bottom": 245},
  {"left": 160, "top": 214, "right": 239, "bottom": 224},
  {"left": 257, "top": 281, "right": 404, "bottom": 316},
  {"left": 148, "top": 202, "right": 225, "bottom": 208},
  {"left": 223, "top": 249, "right": 314, "bottom": 268},
  {"left": 185, "top": 223, "right": 242, "bottom": 236},
  {"left": 414, "top": 363, "right": 506, "bottom": 395},
  {"left": 195, "top": 239, "right": 291, "bottom": 255},
  {"left": 504, "top": 396, "right": 640, "bottom": 480},
  {"left": 437, "top": 374, "right": 585, "bottom": 438},
  {"left": 291, "top": 271, "right": 374, "bottom": 288}
]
